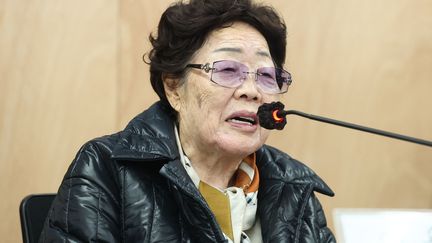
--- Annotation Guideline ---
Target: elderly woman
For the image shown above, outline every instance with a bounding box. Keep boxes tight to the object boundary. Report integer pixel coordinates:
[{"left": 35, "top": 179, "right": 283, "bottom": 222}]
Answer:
[{"left": 40, "top": 0, "right": 335, "bottom": 242}]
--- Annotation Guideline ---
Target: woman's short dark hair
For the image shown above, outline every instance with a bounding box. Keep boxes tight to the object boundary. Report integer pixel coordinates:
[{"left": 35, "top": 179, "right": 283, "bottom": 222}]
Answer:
[{"left": 146, "top": 0, "right": 287, "bottom": 111}]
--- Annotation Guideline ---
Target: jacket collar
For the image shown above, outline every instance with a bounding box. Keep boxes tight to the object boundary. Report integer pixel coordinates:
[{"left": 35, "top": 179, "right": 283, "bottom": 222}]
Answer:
[
  {"left": 256, "top": 146, "right": 334, "bottom": 196},
  {"left": 111, "top": 102, "right": 179, "bottom": 161},
  {"left": 111, "top": 101, "right": 334, "bottom": 196}
]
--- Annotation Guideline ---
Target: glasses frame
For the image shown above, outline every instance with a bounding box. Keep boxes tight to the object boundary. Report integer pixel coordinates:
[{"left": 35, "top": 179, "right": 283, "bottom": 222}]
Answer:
[{"left": 185, "top": 60, "right": 292, "bottom": 94}]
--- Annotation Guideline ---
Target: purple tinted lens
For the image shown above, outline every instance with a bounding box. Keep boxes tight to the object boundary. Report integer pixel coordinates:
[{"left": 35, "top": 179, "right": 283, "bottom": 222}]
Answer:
[
  {"left": 257, "top": 67, "right": 290, "bottom": 93},
  {"left": 210, "top": 60, "right": 291, "bottom": 93},
  {"left": 211, "top": 60, "right": 248, "bottom": 87},
  {"left": 276, "top": 68, "right": 291, "bottom": 92}
]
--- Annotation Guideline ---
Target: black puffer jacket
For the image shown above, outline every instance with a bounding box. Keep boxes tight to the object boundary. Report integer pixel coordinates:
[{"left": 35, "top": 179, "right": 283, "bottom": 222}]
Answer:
[{"left": 40, "top": 101, "right": 336, "bottom": 243}]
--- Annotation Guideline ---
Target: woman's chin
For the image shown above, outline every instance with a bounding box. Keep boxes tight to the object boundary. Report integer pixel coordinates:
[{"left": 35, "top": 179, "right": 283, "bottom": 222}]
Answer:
[{"left": 215, "top": 135, "right": 264, "bottom": 158}]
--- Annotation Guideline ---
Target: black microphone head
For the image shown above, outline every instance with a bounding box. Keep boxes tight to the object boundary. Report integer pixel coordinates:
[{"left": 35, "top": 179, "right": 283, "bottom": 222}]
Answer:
[{"left": 257, "top": 101, "right": 287, "bottom": 130}]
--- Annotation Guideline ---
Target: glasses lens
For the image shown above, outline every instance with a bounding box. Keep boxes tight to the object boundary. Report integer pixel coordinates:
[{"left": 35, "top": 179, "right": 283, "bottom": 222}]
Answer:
[
  {"left": 211, "top": 60, "right": 247, "bottom": 88},
  {"left": 257, "top": 67, "right": 291, "bottom": 94},
  {"left": 210, "top": 60, "right": 292, "bottom": 94}
]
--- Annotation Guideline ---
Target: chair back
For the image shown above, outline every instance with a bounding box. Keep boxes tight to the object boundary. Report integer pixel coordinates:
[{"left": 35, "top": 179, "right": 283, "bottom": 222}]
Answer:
[{"left": 20, "top": 194, "right": 56, "bottom": 243}]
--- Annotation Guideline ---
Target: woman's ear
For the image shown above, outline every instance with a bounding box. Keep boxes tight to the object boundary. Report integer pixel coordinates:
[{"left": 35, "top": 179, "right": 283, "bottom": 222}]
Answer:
[{"left": 162, "top": 75, "right": 181, "bottom": 112}]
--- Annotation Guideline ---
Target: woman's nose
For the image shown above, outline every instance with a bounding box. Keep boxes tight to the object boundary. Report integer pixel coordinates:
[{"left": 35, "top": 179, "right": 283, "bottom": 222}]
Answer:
[{"left": 235, "top": 73, "right": 261, "bottom": 101}]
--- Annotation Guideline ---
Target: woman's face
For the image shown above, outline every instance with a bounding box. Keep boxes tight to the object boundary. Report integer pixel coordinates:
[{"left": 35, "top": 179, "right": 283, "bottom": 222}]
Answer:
[{"left": 167, "top": 22, "right": 281, "bottom": 158}]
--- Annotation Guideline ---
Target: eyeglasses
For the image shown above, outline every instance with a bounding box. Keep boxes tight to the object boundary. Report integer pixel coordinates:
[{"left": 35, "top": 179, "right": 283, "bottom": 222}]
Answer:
[{"left": 185, "top": 60, "right": 292, "bottom": 94}]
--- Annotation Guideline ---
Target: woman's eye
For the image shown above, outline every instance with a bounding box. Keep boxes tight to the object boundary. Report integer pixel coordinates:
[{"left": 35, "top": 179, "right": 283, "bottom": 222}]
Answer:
[
  {"left": 220, "top": 67, "right": 237, "bottom": 72},
  {"left": 259, "top": 72, "right": 274, "bottom": 79}
]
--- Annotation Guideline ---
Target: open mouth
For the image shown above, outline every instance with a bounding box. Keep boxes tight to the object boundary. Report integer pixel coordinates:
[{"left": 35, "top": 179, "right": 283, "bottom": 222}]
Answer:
[{"left": 226, "top": 116, "right": 257, "bottom": 125}]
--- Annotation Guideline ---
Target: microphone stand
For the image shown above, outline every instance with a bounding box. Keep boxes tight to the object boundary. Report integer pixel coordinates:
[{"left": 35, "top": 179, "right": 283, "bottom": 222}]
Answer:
[{"left": 283, "top": 110, "right": 432, "bottom": 147}]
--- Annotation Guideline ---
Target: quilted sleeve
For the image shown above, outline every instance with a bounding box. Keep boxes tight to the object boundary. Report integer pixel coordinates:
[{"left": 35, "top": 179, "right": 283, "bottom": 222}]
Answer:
[{"left": 39, "top": 141, "right": 122, "bottom": 243}]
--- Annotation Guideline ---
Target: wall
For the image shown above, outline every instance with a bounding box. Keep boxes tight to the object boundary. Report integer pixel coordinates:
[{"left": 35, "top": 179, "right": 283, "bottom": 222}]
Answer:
[{"left": 1, "top": 0, "right": 431, "bottom": 241}]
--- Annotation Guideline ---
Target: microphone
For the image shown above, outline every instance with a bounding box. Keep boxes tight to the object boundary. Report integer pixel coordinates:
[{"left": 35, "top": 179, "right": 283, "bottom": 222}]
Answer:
[{"left": 257, "top": 101, "right": 432, "bottom": 147}]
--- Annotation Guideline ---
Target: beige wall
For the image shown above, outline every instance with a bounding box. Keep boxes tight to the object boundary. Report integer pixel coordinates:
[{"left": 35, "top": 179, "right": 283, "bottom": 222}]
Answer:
[{"left": 1, "top": 0, "right": 431, "bottom": 241}]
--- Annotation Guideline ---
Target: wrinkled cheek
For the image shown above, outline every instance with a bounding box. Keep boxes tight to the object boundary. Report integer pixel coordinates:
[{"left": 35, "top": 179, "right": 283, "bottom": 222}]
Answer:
[
  {"left": 195, "top": 90, "right": 213, "bottom": 110},
  {"left": 192, "top": 91, "right": 218, "bottom": 131}
]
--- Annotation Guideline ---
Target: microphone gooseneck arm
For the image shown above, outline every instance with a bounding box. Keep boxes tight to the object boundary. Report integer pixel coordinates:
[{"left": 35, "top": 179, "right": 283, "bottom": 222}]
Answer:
[{"left": 280, "top": 110, "right": 432, "bottom": 147}]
